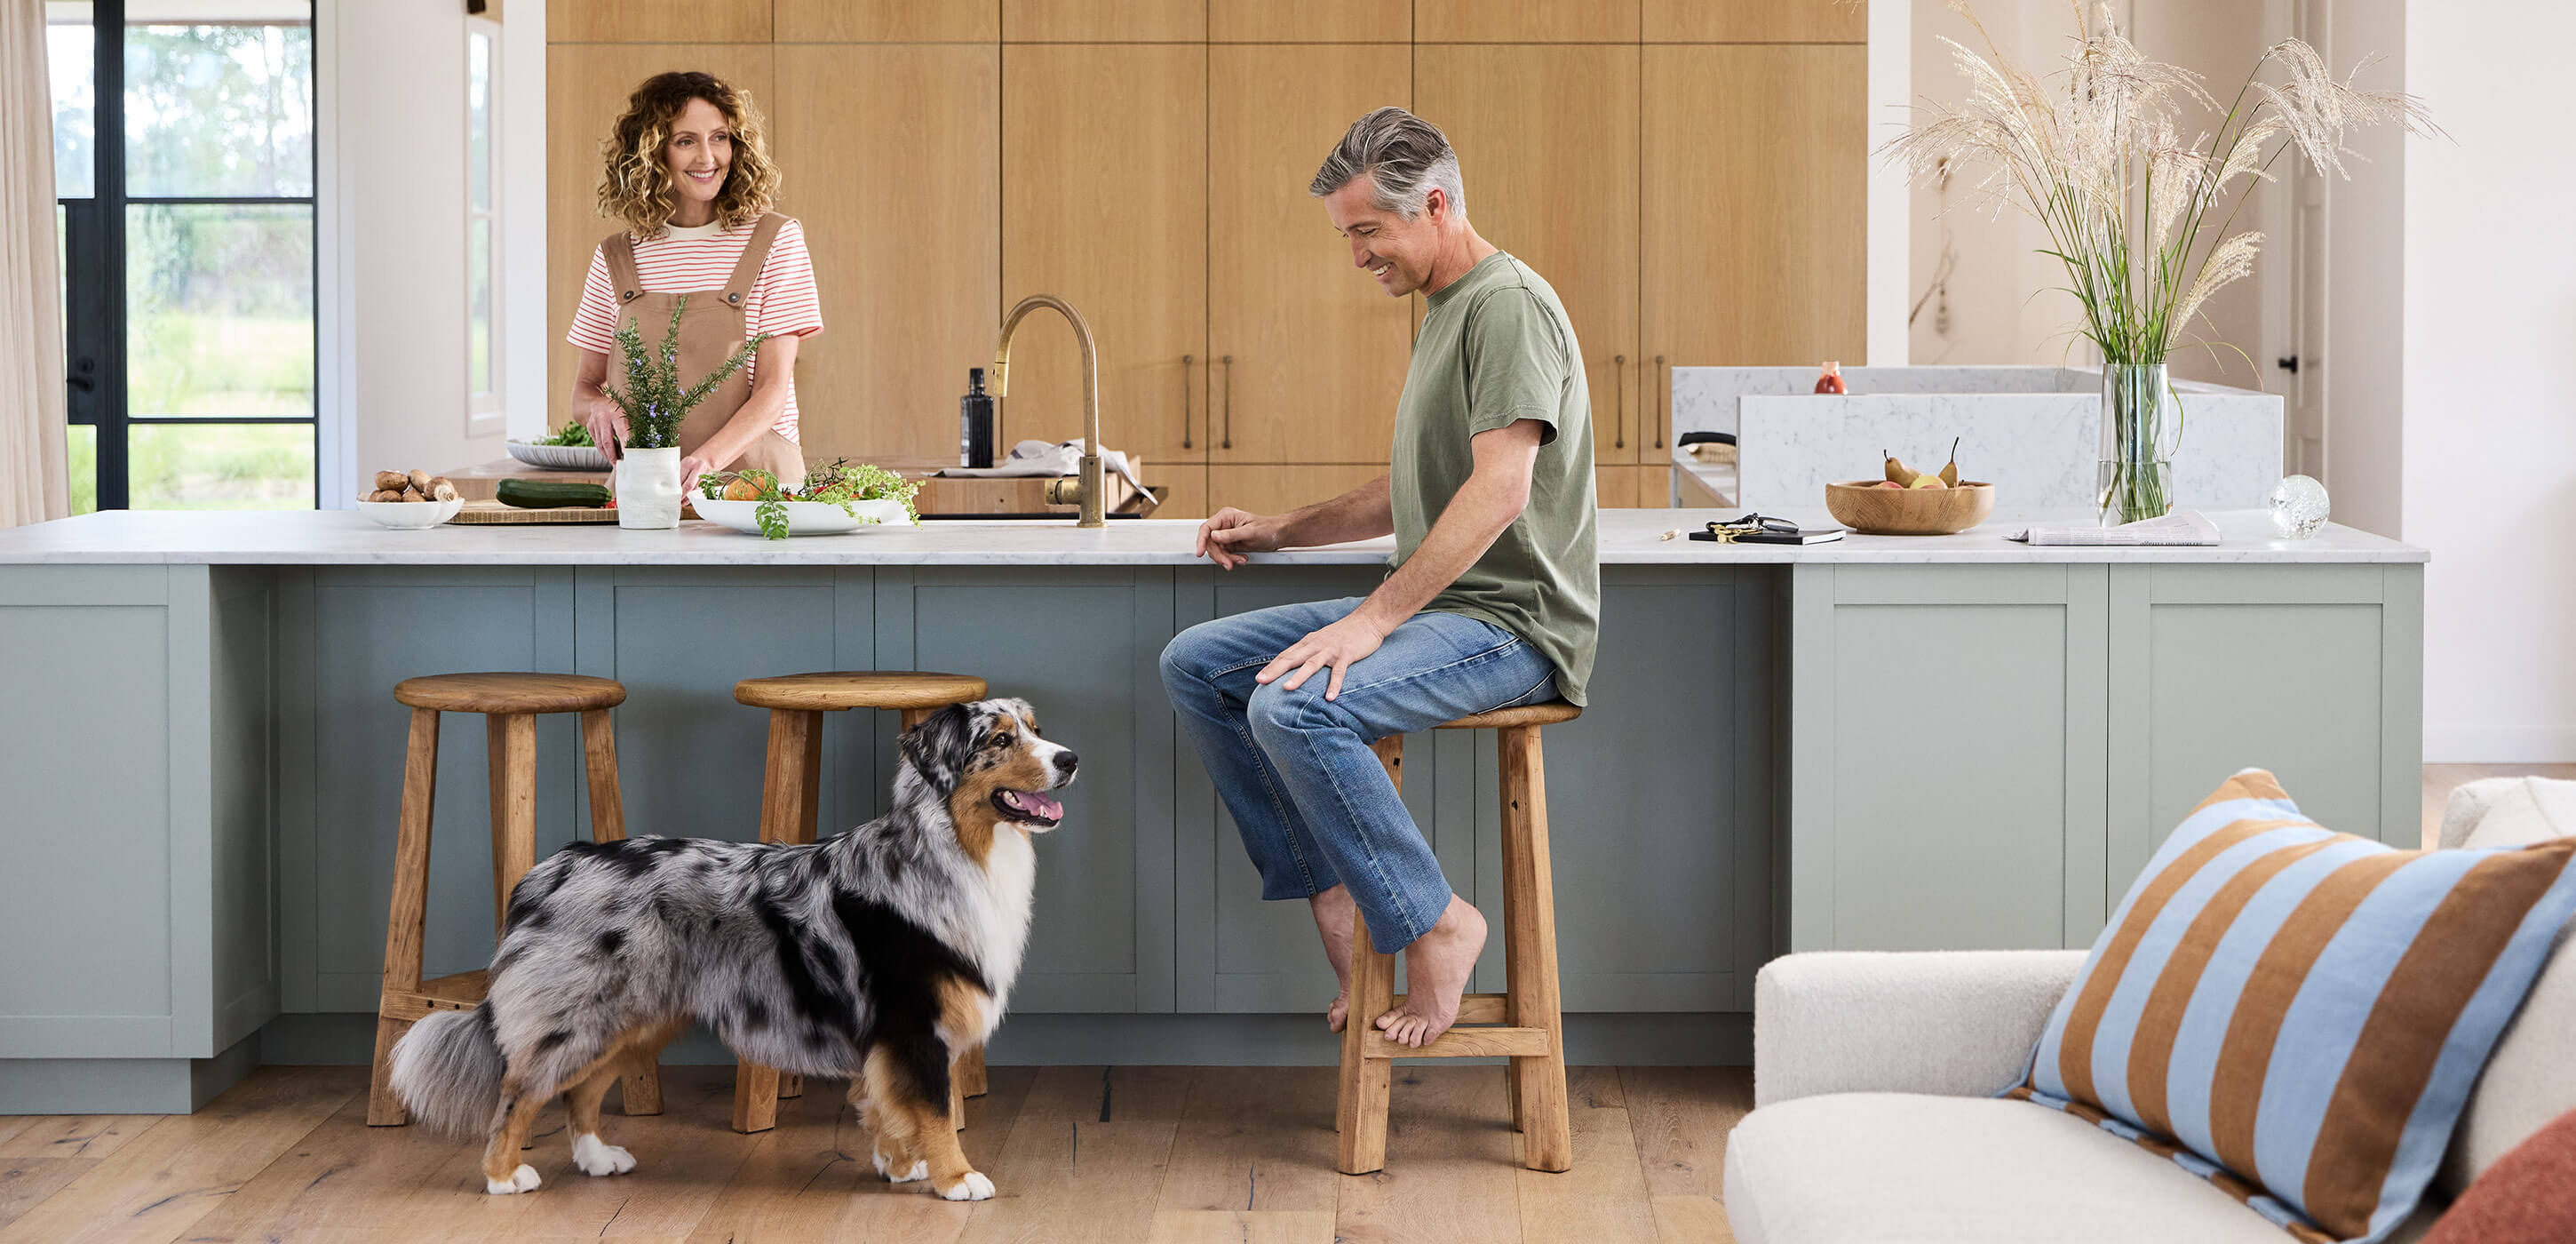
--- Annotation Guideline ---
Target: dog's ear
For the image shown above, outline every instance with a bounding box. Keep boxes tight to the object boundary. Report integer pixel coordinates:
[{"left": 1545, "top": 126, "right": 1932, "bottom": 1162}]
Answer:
[{"left": 900, "top": 702, "right": 974, "bottom": 793}]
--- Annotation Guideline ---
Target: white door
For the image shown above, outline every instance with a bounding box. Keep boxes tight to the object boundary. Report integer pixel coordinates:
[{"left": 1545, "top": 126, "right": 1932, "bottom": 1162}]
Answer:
[{"left": 2283, "top": 0, "right": 2332, "bottom": 477}]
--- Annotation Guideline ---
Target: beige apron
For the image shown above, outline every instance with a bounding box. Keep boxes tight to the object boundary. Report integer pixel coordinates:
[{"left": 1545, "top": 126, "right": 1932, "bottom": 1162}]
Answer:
[{"left": 600, "top": 212, "right": 806, "bottom": 490}]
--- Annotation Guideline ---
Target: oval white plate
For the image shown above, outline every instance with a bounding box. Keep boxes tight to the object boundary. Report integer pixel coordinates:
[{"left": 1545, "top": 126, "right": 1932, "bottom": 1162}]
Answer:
[
  {"left": 356, "top": 496, "right": 465, "bottom": 529},
  {"left": 691, "top": 496, "right": 909, "bottom": 536},
  {"left": 505, "top": 441, "right": 612, "bottom": 470}
]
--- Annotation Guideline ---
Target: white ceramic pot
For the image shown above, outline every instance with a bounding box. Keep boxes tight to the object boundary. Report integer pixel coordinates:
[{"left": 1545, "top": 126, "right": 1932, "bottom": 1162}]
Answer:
[{"left": 615, "top": 447, "right": 684, "bottom": 530}]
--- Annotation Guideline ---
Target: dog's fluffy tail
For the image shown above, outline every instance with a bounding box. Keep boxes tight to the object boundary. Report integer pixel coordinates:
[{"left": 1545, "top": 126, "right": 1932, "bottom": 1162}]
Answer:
[{"left": 388, "top": 1006, "right": 505, "bottom": 1138}]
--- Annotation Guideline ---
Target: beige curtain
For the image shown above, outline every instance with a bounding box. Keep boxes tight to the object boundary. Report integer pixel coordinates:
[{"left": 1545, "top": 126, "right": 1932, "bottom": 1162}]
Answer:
[{"left": 2, "top": 0, "right": 69, "bottom": 527}]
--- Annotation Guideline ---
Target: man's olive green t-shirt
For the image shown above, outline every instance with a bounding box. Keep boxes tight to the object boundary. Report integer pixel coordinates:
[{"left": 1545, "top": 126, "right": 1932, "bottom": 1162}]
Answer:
[{"left": 1389, "top": 251, "right": 1599, "bottom": 706}]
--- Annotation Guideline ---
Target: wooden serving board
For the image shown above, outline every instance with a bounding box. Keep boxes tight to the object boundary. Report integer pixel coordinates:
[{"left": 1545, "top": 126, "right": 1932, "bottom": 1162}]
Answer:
[{"left": 451, "top": 500, "right": 621, "bottom": 524}]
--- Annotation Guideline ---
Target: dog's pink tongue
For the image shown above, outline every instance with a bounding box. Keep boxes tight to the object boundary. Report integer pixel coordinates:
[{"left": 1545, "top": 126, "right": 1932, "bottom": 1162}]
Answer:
[{"left": 1024, "top": 793, "right": 1063, "bottom": 821}]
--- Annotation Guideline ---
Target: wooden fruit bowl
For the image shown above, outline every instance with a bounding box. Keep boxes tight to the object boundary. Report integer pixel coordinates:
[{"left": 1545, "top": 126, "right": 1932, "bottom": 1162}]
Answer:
[{"left": 1825, "top": 480, "right": 1997, "bottom": 536}]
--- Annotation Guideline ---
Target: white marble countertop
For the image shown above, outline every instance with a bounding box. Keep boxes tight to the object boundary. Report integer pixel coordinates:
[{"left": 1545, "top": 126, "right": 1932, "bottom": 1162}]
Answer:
[{"left": 0, "top": 508, "right": 2425, "bottom": 566}]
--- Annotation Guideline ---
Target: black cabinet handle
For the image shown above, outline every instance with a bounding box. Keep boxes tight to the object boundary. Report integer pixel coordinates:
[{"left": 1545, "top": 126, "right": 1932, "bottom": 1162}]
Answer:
[
  {"left": 1221, "top": 355, "right": 1234, "bottom": 451},
  {"left": 1612, "top": 354, "right": 1626, "bottom": 450},
  {"left": 1181, "top": 354, "right": 1194, "bottom": 450}
]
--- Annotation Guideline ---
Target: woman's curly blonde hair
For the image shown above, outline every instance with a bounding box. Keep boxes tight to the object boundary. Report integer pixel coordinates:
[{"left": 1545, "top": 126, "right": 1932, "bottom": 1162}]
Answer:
[{"left": 596, "top": 71, "right": 781, "bottom": 238}]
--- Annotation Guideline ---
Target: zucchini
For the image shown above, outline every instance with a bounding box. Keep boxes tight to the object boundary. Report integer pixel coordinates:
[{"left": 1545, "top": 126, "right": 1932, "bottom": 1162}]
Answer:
[{"left": 497, "top": 479, "right": 611, "bottom": 509}]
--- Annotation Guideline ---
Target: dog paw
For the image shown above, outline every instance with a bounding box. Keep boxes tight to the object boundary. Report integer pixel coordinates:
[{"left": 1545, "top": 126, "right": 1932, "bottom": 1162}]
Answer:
[
  {"left": 873, "top": 1150, "right": 929, "bottom": 1184},
  {"left": 937, "top": 1170, "right": 995, "bottom": 1201},
  {"left": 573, "top": 1134, "right": 637, "bottom": 1177},
  {"left": 485, "top": 1163, "right": 542, "bottom": 1195}
]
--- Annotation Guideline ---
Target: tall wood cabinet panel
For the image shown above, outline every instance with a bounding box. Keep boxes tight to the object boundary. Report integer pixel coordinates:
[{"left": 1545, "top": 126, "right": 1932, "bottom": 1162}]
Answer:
[
  {"left": 1209, "top": 45, "right": 1413, "bottom": 465},
  {"left": 1004, "top": 0, "right": 1205, "bottom": 42},
  {"left": 548, "top": 0, "right": 769, "bottom": 43},
  {"left": 775, "top": 0, "right": 998, "bottom": 42},
  {"left": 773, "top": 46, "right": 999, "bottom": 464},
  {"left": 1415, "top": 0, "right": 1640, "bottom": 42},
  {"left": 1643, "top": 45, "right": 1867, "bottom": 370},
  {"left": 1002, "top": 45, "right": 1208, "bottom": 495},
  {"left": 545, "top": 45, "right": 775, "bottom": 436},
  {"left": 1207, "top": 464, "right": 1388, "bottom": 518},
  {"left": 1415, "top": 44, "right": 1641, "bottom": 469},
  {"left": 1210, "top": 1, "right": 1411, "bottom": 42},
  {"left": 1643, "top": 0, "right": 1868, "bottom": 43}
]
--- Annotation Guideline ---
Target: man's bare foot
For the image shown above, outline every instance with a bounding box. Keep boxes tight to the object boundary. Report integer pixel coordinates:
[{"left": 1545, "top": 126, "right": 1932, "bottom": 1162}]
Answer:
[
  {"left": 1375, "top": 896, "right": 1487, "bottom": 1049},
  {"left": 1310, "top": 885, "right": 1358, "bottom": 1032}
]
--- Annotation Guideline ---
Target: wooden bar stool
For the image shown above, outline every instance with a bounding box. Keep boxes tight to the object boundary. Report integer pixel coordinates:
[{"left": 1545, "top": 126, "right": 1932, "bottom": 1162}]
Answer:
[
  {"left": 366, "top": 673, "right": 659, "bottom": 1127},
  {"left": 1335, "top": 700, "right": 1582, "bottom": 1175},
  {"left": 727, "top": 670, "right": 991, "bottom": 1135}
]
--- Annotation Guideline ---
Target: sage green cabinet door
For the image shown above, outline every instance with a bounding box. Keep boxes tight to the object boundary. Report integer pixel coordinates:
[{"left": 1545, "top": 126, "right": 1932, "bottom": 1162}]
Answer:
[
  {"left": 1467, "top": 568, "right": 1775, "bottom": 1011},
  {"left": 1171, "top": 569, "right": 1447, "bottom": 1013},
  {"left": 1791, "top": 564, "right": 2111, "bottom": 953},
  {"left": 880, "top": 568, "right": 1176, "bottom": 1014}
]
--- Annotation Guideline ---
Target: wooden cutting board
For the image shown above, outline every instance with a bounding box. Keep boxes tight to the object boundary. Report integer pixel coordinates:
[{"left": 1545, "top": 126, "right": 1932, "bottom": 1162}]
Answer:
[{"left": 450, "top": 500, "right": 622, "bottom": 524}]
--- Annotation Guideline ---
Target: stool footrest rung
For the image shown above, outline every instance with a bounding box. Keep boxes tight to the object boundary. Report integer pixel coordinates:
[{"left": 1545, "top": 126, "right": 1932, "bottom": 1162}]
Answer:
[
  {"left": 1387, "top": 992, "right": 1507, "bottom": 1025},
  {"left": 379, "top": 969, "right": 490, "bottom": 1024},
  {"left": 1363, "top": 1025, "right": 1550, "bottom": 1060}
]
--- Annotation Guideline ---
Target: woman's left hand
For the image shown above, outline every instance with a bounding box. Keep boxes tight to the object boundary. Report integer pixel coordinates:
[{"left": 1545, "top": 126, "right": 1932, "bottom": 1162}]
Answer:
[{"left": 680, "top": 455, "right": 717, "bottom": 497}]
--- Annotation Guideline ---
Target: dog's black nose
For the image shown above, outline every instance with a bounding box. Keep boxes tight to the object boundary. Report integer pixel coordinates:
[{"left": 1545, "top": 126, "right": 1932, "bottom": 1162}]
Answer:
[{"left": 1053, "top": 750, "right": 1078, "bottom": 776}]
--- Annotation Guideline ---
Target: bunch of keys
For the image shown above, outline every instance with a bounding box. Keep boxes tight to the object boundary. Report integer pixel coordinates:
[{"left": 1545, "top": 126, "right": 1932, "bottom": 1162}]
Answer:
[{"left": 1661, "top": 514, "right": 1799, "bottom": 543}]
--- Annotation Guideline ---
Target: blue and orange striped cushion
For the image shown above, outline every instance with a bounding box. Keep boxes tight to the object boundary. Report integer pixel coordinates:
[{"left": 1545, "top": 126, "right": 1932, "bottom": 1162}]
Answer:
[{"left": 2014, "top": 770, "right": 2576, "bottom": 1243}]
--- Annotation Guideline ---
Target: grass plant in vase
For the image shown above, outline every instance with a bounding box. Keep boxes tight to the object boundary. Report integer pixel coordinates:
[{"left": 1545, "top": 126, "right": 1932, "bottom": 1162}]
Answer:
[
  {"left": 596, "top": 294, "right": 771, "bottom": 529},
  {"left": 1884, "top": 3, "right": 2435, "bottom": 525}
]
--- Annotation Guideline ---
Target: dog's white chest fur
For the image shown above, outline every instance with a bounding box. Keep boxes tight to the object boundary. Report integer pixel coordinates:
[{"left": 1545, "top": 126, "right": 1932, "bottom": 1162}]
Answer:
[{"left": 971, "top": 829, "right": 1038, "bottom": 1021}]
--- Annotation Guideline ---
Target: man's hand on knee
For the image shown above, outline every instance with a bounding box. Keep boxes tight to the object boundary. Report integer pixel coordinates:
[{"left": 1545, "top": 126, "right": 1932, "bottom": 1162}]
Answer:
[{"left": 1257, "top": 612, "right": 1393, "bottom": 701}]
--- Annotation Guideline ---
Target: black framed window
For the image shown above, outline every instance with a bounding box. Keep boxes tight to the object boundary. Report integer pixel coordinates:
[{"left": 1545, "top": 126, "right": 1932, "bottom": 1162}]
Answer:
[{"left": 49, "top": 0, "right": 318, "bottom": 513}]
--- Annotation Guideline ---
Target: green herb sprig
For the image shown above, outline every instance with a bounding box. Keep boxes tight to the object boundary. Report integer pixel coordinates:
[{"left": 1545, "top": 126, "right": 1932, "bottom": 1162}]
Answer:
[{"left": 596, "top": 295, "right": 773, "bottom": 450}]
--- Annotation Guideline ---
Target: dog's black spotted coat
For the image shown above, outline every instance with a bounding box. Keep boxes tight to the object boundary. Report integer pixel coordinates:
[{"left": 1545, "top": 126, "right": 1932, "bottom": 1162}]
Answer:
[{"left": 398, "top": 698, "right": 1073, "bottom": 1128}]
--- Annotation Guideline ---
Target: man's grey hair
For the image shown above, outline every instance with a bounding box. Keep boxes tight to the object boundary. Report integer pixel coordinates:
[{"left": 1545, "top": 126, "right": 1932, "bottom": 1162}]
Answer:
[{"left": 1309, "top": 107, "right": 1466, "bottom": 220}]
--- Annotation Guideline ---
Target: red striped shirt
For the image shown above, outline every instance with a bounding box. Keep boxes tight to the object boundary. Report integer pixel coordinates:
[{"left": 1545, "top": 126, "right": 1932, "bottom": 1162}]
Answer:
[{"left": 568, "top": 216, "right": 824, "bottom": 441}]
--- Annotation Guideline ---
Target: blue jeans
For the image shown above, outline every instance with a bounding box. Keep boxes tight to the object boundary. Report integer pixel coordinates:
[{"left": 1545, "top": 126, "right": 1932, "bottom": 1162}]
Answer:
[{"left": 1159, "top": 597, "right": 1559, "bottom": 953}]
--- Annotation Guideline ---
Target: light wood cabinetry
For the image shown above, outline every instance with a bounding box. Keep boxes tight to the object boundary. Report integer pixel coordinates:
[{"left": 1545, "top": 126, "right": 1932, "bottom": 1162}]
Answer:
[
  {"left": 1004, "top": 0, "right": 1204, "bottom": 42},
  {"left": 1415, "top": 0, "right": 1639, "bottom": 42},
  {"left": 1210, "top": 0, "right": 1409, "bottom": 42},
  {"left": 1643, "top": 45, "right": 1868, "bottom": 369},
  {"left": 1643, "top": 0, "right": 1867, "bottom": 43},
  {"left": 1209, "top": 46, "right": 1413, "bottom": 466},
  {"left": 548, "top": 0, "right": 769, "bottom": 43},
  {"left": 1594, "top": 465, "right": 1672, "bottom": 509},
  {"left": 1001, "top": 45, "right": 1208, "bottom": 494},
  {"left": 775, "top": 0, "right": 996, "bottom": 42},
  {"left": 773, "top": 46, "right": 999, "bottom": 464},
  {"left": 1416, "top": 44, "right": 1640, "bottom": 469},
  {"left": 545, "top": 44, "right": 775, "bottom": 443},
  {"left": 1208, "top": 465, "right": 1389, "bottom": 520}
]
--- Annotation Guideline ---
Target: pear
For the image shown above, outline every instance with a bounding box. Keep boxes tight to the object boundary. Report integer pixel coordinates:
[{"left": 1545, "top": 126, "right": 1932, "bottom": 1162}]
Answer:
[
  {"left": 1938, "top": 436, "right": 1961, "bottom": 488},
  {"left": 1883, "top": 450, "right": 1918, "bottom": 487}
]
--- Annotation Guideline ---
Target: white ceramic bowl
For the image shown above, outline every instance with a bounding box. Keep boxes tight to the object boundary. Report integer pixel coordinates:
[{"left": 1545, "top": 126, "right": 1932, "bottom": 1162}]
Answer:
[
  {"left": 356, "top": 496, "right": 465, "bottom": 529},
  {"left": 691, "top": 495, "right": 910, "bottom": 537},
  {"left": 505, "top": 441, "right": 613, "bottom": 470}
]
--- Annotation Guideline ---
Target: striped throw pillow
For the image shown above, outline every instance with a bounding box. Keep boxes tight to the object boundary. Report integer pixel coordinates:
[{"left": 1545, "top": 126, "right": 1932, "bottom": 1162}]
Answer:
[{"left": 2013, "top": 769, "right": 2576, "bottom": 1243}]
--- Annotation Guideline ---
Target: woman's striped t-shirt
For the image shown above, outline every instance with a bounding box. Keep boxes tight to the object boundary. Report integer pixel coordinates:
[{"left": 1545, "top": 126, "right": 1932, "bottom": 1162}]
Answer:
[{"left": 568, "top": 216, "right": 824, "bottom": 442}]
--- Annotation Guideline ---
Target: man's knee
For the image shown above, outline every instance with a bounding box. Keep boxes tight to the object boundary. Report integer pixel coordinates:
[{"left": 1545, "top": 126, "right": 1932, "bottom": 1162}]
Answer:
[
  {"left": 1246, "top": 676, "right": 1347, "bottom": 745},
  {"left": 1159, "top": 621, "right": 1225, "bottom": 694}
]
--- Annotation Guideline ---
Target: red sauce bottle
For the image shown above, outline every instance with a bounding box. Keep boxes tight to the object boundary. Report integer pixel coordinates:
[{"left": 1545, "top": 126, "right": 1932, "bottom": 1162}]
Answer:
[{"left": 1815, "top": 361, "right": 1847, "bottom": 395}]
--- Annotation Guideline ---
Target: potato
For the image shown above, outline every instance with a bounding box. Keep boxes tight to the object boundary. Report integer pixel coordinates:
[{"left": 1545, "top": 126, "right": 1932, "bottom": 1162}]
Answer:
[
  {"left": 375, "top": 470, "right": 409, "bottom": 492},
  {"left": 407, "top": 469, "right": 433, "bottom": 495}
]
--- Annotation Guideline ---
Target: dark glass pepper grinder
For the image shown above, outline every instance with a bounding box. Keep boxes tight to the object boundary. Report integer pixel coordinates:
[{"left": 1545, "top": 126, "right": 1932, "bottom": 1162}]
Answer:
[{"left": 959, "top": 367, "right": 996, "bottom": 468}]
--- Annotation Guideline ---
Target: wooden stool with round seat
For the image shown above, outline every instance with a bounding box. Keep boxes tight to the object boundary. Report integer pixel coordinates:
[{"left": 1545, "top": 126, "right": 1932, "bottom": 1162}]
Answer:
[
  {"left": 726, "top": 670, "right": 992, "bottom": 1135},
  {"left": 1335, "top": 699, "right": 1583, "bottom": 1175},
  {"left": 366, "top": 672, "right": 660, "bottom": 1127}
]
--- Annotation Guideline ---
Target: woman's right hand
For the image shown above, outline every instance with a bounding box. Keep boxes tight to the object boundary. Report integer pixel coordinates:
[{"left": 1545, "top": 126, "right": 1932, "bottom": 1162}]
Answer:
[
  {"left": 1196, "top": 507, "right": 1282, "bottom": 570},
  {"left": 576, "top": 400, "right": 628, "bottom": 463}
]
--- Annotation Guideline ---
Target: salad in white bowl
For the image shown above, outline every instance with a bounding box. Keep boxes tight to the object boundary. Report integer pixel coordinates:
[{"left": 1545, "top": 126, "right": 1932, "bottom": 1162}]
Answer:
[{"left": 695, "top": 460, "right": 921, "bottom": 538}]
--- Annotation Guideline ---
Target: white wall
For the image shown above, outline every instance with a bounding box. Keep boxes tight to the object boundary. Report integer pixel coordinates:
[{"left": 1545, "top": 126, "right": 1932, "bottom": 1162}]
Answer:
[{"left": 2401, "top": 0, "right": 2576, "bottom": 762}]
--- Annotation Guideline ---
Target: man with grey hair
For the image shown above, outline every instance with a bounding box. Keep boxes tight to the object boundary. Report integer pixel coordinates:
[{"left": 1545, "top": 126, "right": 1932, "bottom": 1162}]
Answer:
[{"left": 1157, "top": 107, "right": 1598, "bottom": 1049}]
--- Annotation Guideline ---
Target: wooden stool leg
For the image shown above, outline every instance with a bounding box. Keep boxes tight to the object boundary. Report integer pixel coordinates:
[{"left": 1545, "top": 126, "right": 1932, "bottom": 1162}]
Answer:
[
  {"left": 959, "top": 1043, "right": 988, "bottom": 1098},
  {"left": 1336, "top": 736, "right": 1404, "bottom": 1175},
  {"left": 580, "top": 707, "right": 663, "bottom": 1117},
  {"left": 734, "top": 707, "right": 820, "bottom": 1133},
  {"left": 485, "top": 714, "right": 537, "bottom": 937},
  {"left": 369, "top": 708, "right": 441, "bottom": 1126},
  {"left": 1499, "top": 725, "right": 1571, "bottom": 1172}
]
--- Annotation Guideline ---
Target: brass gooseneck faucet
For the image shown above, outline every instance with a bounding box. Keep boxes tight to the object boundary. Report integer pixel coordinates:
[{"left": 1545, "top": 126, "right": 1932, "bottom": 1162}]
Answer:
[{"left": 988, "top": 295, "right": 1105, "bottom": 528}]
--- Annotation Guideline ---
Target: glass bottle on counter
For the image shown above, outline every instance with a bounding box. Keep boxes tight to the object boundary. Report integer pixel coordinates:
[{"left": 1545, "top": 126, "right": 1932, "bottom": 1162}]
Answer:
[{"left": 960, "top": 368, "right": 996, "bottom": 468}]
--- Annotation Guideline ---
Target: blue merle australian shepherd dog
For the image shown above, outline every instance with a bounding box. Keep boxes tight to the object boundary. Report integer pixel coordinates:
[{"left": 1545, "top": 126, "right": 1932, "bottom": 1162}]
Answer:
[{"left": 389, "top": 698, "right": 1075, "bottom": 1202}]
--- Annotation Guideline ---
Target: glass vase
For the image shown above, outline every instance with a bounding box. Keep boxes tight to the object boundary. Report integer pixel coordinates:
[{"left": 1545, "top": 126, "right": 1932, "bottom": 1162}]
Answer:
[{"left": 2099, "top": 362, "right": 2178, "bottom": 526}]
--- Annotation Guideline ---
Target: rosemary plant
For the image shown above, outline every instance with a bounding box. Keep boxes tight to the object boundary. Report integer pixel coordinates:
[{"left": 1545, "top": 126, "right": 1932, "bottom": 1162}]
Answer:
[{"left": 597, "top": 294, "right": 774, "bottom": 451}]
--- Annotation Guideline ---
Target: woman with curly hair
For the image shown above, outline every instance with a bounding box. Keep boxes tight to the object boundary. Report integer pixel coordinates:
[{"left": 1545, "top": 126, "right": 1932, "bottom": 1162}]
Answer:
[{"left": 568, "top": 72, "right": 820, "bottom": 492}]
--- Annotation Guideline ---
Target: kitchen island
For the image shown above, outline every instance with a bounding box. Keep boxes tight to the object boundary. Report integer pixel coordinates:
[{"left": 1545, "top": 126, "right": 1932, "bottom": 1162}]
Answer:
[{"left": 0, "top": 509, "right": 2424, "bottom": 1110}]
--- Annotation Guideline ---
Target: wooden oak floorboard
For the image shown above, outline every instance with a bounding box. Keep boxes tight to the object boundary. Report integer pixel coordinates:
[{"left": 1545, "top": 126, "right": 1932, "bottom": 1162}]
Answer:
[
  {"left": 1648, "top": 1193, "right": 1737, "bottom": 1244},
  {"left": 170, "top": 1088, "right": 470, "bottom": 1242},
  {"left": 959, "top": 1065, "right": 1194, "bottom": 1244},
  {"left": 1517, "top": 1067, "right": 1655, "bottom": 1244},
  {"left": 0, "top": 1113, "right": 160, "bottom": 1161},
  {"left": 0, "top": 1158, "right": 97, "bottom": 1232},
  {"left": 1145, "top": 1208, "right": 1338, "bottom": 1243},
  {"left": 1156, "top": 1065, "right": 1340, "bottom": 1215},
  {"left": 1334, "top": 1066, "right": 1523, "bottom": 1244},
  {"left": 0, "top": 1066, "right": 359, "bottom": 1244},
  {"left": 679, "top": 1073, "right": 891, "bottom": 1243},
  {"left": 1621, "top": 1066, "right": 1753, "bottom": 1202},
  {"left": 428, "top": 1065, "right": 762, "bottom": 1238}
]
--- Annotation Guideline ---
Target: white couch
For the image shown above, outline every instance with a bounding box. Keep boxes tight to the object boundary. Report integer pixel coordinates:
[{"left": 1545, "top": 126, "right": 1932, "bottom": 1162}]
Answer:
[{"left": 1724, "top": 777, "right": 2576, "bottom": 1244}]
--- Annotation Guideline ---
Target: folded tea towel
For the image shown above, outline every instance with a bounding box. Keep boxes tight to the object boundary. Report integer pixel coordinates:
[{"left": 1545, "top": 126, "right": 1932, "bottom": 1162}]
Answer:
[
  {"left": 936, "top": 439, "right": 1148, "bottom": 495},
  {"left": 2009, "top": 510, "right": 2221, "bottom": 546}
]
